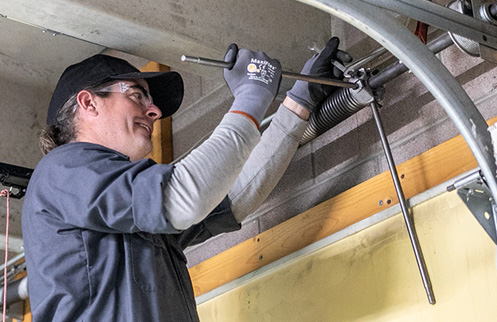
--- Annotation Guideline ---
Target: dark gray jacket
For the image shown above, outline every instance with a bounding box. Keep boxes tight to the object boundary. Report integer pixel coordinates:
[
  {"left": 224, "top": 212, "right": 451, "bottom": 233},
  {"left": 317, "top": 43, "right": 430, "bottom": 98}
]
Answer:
[{"left": 22, "top": 142, "right": 240, "bottom": 321}]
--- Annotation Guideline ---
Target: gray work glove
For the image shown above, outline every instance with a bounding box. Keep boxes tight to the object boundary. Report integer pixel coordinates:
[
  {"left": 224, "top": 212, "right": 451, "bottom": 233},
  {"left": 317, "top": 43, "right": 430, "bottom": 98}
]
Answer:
[
  {"left": 224, "top": 44, "right": 282, "bottom": 128},
  {"left": 286, "top": 37, "right": 352, "bottom": 113}
]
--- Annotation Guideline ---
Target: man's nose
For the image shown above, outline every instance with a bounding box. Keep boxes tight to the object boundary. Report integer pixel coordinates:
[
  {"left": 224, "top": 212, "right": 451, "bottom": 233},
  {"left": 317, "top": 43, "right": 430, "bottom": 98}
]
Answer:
[{"left": 147, "top": 104, "right": 162, "bottom": 121}]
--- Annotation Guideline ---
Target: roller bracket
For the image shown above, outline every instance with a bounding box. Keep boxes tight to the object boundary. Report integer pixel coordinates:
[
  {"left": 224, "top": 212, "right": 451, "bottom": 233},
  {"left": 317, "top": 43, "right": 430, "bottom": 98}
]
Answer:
[
  {"left": 449, "top": 169, "right": 497, "bottom": 244},
  {"left": 348, "top": 68, "right": 377, "bottom": 104}
]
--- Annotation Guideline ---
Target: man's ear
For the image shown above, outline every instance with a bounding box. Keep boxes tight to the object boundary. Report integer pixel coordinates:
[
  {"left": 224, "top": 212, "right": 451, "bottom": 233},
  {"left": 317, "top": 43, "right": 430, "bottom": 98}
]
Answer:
[{"left": 76, "top": 90, "right": 99, "bottom": 117}]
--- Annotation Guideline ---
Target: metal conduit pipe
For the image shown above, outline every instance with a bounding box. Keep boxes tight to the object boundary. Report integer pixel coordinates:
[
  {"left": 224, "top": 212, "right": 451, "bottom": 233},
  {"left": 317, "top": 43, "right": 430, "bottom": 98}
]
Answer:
[
  {"left": 0, "top": 253, "right": 24, "bottom": 273},
  {"left": 0, "top": 262, "right": 26, "bottom": 286},
  {"left": 300, "top": 32, "right": 454, "bottom": 145}
]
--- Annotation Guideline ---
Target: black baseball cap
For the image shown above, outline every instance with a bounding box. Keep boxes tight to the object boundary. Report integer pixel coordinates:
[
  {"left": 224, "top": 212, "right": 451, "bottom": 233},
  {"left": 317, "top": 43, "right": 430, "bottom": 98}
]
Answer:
[{"left": 47, "top": 54, "right": 184, "bottom": 126}]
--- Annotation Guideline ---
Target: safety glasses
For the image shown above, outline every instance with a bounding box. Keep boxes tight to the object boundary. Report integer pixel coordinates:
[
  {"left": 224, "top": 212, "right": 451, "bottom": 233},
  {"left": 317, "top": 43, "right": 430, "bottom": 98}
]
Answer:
[{"left": 98, "top": 82, "right": 154, "bottom": 108}]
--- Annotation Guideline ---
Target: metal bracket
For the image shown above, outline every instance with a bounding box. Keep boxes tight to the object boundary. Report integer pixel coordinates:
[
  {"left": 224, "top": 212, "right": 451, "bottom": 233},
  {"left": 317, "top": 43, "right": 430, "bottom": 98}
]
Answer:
[
  {"left": 448, "top": 169, "right": 497, "bottom": 244},
  {"left": 0, "top": 162, "right": 33, "bottom": 199},
  {"left": 472, "top": 0, "right": 497, "bottom": 61}
]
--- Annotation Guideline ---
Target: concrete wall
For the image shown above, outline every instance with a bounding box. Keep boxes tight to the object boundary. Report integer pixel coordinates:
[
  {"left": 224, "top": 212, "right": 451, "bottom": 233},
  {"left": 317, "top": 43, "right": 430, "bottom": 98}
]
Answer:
[
  {"left": 0, "top": 77, "right": 50, "bottom": 250},
  {"left": 0, "top": 17, "right": 104, "bottom": 254},
  {"left": 180, "top": 21, "right": 497, "bottom": 267}
]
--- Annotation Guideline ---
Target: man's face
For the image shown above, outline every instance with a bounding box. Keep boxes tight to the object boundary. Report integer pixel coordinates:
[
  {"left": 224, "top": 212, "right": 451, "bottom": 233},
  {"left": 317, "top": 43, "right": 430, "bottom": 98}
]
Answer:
[{"left": 89, "top": 79, "right": 162, "bottom": 161}]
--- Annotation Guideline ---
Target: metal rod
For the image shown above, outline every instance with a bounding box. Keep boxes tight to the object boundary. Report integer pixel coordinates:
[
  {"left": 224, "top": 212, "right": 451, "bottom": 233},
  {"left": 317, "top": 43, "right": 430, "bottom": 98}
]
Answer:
[
  {"left": 0, "top": 262, "right": 26, "bottom": 285},
  {"left": 281, "top": 71, "right": 357, "bottom": 88},
  {"left": 343, "top": 46, "right": 389, "bottom": 75},
  {"left": 181, "top": 55, "right": 233, "bottom": 69},
  {"left": 181, "top": 55, "right": 358, "bottom": 89},
  {"left": 370, "top": 101, "right": 436, "bottom": 305}
]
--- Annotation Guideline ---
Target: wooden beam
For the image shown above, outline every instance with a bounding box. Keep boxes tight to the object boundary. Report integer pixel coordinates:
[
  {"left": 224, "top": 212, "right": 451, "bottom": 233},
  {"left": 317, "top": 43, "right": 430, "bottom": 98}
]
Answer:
[
  {"left": 189, "top": 116, "right": 497, "bottom": 297},
  {"left": 141, "top": 62, "right": 174, "bottom": 164}
]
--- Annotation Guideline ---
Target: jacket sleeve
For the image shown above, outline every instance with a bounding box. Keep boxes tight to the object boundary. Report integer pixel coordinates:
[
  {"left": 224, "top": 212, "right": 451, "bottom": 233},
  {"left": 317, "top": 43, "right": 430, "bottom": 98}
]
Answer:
[{"left": 24, "top": 144, "right": 180, "bottom": 234}]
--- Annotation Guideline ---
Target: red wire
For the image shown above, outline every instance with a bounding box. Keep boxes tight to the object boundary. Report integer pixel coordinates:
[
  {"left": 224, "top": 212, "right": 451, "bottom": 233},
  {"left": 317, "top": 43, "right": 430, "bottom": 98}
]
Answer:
[
  {"left": 1, "top": 189, "right": 9, "bottom": 322},
  {"left": 414, "top": 21, "right": 429, "bottom": 45}
]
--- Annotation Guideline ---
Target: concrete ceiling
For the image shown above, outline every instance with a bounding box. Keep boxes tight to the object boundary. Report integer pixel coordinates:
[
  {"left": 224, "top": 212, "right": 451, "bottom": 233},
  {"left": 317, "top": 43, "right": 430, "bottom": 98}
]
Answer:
[{"left": 0, "top": 0, "right": 333, "bottom": 77}]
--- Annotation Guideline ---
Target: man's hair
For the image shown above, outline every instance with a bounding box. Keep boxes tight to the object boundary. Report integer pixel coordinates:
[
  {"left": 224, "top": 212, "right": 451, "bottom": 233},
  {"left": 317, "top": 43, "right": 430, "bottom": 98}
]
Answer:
[{"left": 39, "top": 80, "right": 117, "bottom": 155}]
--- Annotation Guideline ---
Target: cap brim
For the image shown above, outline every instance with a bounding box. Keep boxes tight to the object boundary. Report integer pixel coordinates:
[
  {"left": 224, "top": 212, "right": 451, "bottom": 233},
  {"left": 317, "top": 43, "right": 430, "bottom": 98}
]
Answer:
[{"left": 110, "top": 71, "right": 184, "bottom": 118}]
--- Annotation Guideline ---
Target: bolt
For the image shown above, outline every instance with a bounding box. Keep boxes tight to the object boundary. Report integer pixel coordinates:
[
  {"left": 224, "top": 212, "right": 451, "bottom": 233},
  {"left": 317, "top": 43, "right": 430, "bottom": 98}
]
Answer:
[
  {"left": 308, "top": 42, "right": 323, "bottom": 54},
  {"left": 379, "top": 200, "right": 383, "bottom": 206}
]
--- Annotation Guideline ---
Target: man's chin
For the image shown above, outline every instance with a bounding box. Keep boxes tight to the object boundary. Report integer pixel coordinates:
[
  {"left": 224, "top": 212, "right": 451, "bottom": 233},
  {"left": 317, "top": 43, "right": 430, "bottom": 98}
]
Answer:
[
  {"left": 141, "top": 142, "right": 154, "bottom": 159},
  {"left": 128, "top": 142, "right": 153, "bottom": 161}
]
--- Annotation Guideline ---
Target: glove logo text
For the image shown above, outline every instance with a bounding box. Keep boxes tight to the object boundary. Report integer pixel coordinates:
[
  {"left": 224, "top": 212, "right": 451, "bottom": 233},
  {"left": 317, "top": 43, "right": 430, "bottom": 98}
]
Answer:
[{"left": 246, "top": 59, "right": 277, "bottom": 85}]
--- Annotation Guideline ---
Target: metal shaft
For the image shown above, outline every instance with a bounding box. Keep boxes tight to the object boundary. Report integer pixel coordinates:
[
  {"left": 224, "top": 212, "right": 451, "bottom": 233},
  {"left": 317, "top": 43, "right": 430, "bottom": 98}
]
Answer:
[
  {"left": 370, "top": 101, "right": 436, "bottom": 305},
  {"left": 368, "top": 32, "right": 454, "bottom": 89},
  {"left": 181, "top": 55, "right": 358, "bottom": 89}
]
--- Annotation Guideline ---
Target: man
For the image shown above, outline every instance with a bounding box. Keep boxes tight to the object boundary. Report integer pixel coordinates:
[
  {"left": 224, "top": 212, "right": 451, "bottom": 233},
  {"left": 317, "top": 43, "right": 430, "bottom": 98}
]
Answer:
[{"left": 22, "top": 38, "right": 350, "bottom": 321}]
